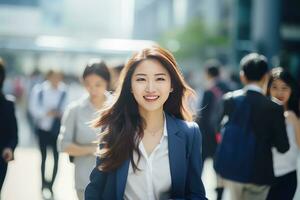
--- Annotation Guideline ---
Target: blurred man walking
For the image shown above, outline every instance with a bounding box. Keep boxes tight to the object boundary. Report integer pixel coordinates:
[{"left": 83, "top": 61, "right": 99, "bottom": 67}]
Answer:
[{"left": 214, "top": 53, "right": 290, "bottom": 200}]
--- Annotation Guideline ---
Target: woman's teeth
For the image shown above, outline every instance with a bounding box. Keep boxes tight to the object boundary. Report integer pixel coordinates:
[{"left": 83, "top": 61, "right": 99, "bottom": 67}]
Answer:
[{"left": 144, "top": 95, "right": 159, "bottom": 100}]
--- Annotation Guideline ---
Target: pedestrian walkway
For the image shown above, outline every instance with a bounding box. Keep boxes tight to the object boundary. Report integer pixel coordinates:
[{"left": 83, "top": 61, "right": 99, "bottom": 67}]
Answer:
[
  {"left": 1, "top": 148, "right": 77, "bottom": 200},
  {"left": 2, "top": 148, "right": 227, "bottom": 200}
]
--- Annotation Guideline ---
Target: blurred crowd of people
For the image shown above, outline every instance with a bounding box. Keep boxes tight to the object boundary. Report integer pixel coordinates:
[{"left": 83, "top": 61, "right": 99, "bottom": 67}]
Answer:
[{"left": 0, "top": 45, "right": 299, "bottom": 200}]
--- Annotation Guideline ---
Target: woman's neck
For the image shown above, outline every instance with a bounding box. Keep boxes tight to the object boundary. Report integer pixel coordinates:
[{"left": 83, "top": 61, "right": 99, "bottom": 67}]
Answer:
[
  {"left": 284, "top": 104, "right": 288, "bottom": 111},
  {"left": 90, "top": 95, "right": 106, "bottom": 109},
  {"left": 140, "top": 109, "right": 164, "bottom": 132}
]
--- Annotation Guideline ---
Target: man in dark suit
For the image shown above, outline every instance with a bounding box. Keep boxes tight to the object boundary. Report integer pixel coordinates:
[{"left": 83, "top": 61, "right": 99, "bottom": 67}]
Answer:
[
  {"left": 0, "top": 58, "right": 18, "bottom": 193},
  {"left": 219, "top": 53, "right": 289, "bottom": 200},
  {"left": 197, "top": 60, "right": 231, "bottom": 162},
  {"left": 196, "top": 60, "right": 231, "bottom": 200}
]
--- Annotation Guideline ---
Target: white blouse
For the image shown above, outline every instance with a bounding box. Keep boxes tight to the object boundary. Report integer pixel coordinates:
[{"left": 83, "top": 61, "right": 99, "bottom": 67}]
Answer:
[
  {"left": 272, "top": 120, "right": 299, "bottom": 176},
  {"left": 124, "top": 118, "right": 171, "bottom": 200}
]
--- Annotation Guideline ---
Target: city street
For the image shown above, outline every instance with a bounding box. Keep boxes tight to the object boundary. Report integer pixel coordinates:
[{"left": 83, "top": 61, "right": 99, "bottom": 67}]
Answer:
[{"left": 1, "top": 105, "right": 299, "bottom": 200}]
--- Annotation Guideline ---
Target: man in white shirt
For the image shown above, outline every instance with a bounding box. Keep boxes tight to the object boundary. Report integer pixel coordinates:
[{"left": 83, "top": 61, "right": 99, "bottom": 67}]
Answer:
[{"left": 29, "top": 70, "right": 67, "bottom": 198}]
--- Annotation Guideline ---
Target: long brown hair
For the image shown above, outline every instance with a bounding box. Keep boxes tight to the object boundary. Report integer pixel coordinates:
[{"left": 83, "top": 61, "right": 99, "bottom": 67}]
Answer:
[{"left": 95, "top": 46, "right": 196, "bottom": 172}]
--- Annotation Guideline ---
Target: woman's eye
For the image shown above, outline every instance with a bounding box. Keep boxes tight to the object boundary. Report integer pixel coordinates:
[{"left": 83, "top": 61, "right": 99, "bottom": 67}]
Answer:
[
  {"left": 157, "top": 77, "right": 165, "bottom": 81},
  {"left": 282, "top": 87, "right": 289, "bottom": 91},
  {"left": 271, "top": 86, "right": 277, "bottom": 89},
  {"left": 136, "top": 78, "right": 145, "bottom": 81}
]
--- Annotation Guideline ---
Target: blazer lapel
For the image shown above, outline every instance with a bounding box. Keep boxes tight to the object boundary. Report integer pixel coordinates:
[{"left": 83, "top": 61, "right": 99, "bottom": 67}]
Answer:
[
  {"left": 116, "top": 159, "right": 130, "bottom": 200},
  {"left": 166, "top": 114, "right": 186, "bottom": 196}
]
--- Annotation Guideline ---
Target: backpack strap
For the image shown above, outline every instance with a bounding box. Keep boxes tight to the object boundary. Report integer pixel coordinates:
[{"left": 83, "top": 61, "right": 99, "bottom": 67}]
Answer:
[
  {"left": 56, "top": 90, "right": 66, "bottom": 111},
  {"left": 37, "top": 87, "right": 66, "bottom": 111},
  {"left": 38, "top": 87, "right": 43, "bottom": 106}
]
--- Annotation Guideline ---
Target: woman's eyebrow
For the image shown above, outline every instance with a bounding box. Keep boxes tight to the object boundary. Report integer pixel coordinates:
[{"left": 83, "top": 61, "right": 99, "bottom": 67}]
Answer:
[
  {"left": 134, "top": 73, "right": 167, "bottom": 76},
  {"left": 134, "top": 73, "right": 146, "bottom": 76},
  {"left": 155, "top": 73, "right": 167, "bottom": 76}
]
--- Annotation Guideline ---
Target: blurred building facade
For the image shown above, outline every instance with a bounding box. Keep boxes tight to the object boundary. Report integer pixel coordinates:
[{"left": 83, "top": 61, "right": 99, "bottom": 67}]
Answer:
[
  {"left": 232, "top": 0, "right": 300, "bottom": 80},
  {"left": 0, "top": 0, "right": 136, "bottom": 75},
  {"left": 0, "top": 0, "right": 299, "bottom": 80}
]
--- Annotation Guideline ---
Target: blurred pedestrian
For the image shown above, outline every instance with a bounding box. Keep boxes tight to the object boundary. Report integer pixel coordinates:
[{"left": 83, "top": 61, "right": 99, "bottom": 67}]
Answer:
[
  {"left": 110, "top": 63, "right": 124, "bottom": 91},
  {"left": 197, "top": 60, "right": 231, "bottom": 160},
  {"left": 196, "top": 60, "right": 231, "bottom": 200},
  {"left": 85, "top": 46, "right": 207, "bottom": 200},
  {"left": 29, "top": 70, "right": 67, "bottom": 198},
  {"left": 0, "top": 58, "right": 18, "bottom": 195},
  {"left": 25, "top": 69, "right": 44, "bottom": 136},
  {"left": 58, "top": 60, "right": 111, "bottom": 200},
  {"left": 214, "top": 53, "right": 290, "bottom": 200},
  {"left": 266, "top": 67, "right": 300, "bottom": 200}
]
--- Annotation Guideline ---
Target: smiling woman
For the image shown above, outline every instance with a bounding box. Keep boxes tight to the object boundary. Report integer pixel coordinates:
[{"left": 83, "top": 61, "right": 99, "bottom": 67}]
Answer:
[{"left": 85, "top": 45, "right": 207, "bottom": 200}]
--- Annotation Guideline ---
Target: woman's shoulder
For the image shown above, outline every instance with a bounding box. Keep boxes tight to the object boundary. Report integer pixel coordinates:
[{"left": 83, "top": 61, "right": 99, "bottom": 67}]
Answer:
[
  {"left": 67, "top": 95, "right": 89, "bottom": 109},
  {"left": 167, "top": 114, "right": 199, "bottom": 135},
  {"left": 64, "top": 97, "right": 87, "bottom": 116}
]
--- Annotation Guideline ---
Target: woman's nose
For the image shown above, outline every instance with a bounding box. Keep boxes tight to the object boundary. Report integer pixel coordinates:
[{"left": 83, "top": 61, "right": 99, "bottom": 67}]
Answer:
[{"left": 145, "top": 80, "right": 155, "bottom": 92}]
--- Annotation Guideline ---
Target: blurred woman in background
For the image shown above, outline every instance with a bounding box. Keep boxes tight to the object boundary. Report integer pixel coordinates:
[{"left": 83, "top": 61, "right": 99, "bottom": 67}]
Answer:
[
  {"left": 267, "top": 67, "right": 300, "bottom": 200},
  {"left": 58, "top": 60, "right": 111, "bottom": 200}
]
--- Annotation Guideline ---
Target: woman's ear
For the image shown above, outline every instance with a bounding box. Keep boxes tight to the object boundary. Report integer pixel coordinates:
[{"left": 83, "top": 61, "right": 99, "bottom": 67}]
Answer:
[
  {"left": 170, "top": 88, "right": 174, "bottom": 93},
  {"left": 239, "top": 71, "right": 247, "bottom": 85}
]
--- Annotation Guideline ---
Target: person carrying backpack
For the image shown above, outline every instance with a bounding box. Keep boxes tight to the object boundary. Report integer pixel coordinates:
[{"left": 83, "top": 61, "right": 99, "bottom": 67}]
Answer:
[
  {"left": 196, "top": 60, "right": 230, "bottom": 199},
  {"left": 214, "top": 53, "right": 290, "bottom": 200},
  {"left": 29, "top": 70, "right": 67, "bottom": 198}
]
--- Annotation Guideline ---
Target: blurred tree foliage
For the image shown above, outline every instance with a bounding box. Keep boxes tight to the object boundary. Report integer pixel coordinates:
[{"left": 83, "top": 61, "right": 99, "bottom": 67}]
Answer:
[{"left": 160, "top": 18, "right": 229, "bottom": 61}]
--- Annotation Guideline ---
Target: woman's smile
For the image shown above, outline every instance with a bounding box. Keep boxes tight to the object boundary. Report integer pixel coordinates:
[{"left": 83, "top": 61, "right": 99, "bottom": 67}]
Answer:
[{"left": 143, "top": 95, "right": 160, "bottom": 102}]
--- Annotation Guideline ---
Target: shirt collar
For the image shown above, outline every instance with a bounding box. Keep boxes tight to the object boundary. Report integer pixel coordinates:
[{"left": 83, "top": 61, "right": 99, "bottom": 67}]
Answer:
[
  {"left": 163, "top": 112, "right": 168, "bottom": 137},
  {"left": 244, "top": 84, "right": 263, "bottom": 94}
]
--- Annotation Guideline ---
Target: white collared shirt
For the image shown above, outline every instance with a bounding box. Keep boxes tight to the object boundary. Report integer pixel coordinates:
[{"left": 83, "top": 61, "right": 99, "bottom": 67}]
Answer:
[
  {"left": 272, "top": 120, "right": 298, "bottom": 176},
  {"left": 244, "top": 84, "right": 263, "bottom": 94},
  {"left": 29, "top": 81, "right": 67, "bottom": 131},
  {"left": 124, "top": 118, "right": 171, "bottom": 200}
]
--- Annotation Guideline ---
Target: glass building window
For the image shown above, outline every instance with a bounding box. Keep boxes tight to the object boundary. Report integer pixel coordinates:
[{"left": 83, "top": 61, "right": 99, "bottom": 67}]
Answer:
[{"left": 0, "top": 0, "right": 39, "bottom": 7}]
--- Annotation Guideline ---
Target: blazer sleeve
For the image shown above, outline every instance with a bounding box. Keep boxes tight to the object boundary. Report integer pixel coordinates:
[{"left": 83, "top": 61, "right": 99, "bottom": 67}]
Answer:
[
  {"left": 85, "top": 157, "right": 107, "bottom": 200},
  {"left": 185, "top": 123, "right": 207, "bottom": 200},
  {"left": 270, "top": 104, "right": 290, "bottom": 153},
  {"left": 7, "top": 101, "right": 18, "bottom": 151}
]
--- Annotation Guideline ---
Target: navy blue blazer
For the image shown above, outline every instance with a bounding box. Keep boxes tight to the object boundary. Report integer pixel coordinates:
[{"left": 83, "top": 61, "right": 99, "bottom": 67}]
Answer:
[{"left": 85, "top": 114, "right": 207, "bottom": 200}]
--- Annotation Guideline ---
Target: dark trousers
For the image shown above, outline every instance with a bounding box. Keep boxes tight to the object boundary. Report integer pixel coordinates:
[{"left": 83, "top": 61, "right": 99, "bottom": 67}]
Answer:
[
  {"left": 0, "top": 158, "right": 8, "bottom": 192},
  {"left": 37, "top": 129, "right": 59, "bottom": 190},
  {"left": 267, "top": 170, "right": 297, "bottom": 200}
]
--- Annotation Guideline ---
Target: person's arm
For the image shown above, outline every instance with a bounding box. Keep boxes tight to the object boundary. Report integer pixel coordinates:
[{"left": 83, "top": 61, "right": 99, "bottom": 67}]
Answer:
[
  {"left": 57, "top": 104, "right": 96, "bottom": 156},
  {"left": 185, "top": 123, "right": 207, "bottom": 200},
  {"left": 64, "top": 143, "right": 97, "bottom": 156},
  {"left": 271, "top": 104, "right": 290, "bottom": 153},
  {"left": 7, "top": 100, "right": 18, "bottom": 151},
  {"left": 294, "top": 118, "right": 300, "bottom": 148},
  {"left": 85, "top": 157, "right": 106, "bottom": 200},
  {"left": 285, "top": 111, "right": 300, "bottom": 148},
  {"left": 2, "top": 100, "right": 18, "bottom": 162}
]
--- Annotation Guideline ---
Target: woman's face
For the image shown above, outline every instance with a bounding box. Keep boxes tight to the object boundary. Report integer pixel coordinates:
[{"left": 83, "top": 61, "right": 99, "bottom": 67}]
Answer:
[
  {"left": 131, "top": 59, "right": 173, "bottom": 114},
  {"left": 270, "top": 79, "right": 291, "bottom": 105},
  {"left": 83, "top": 74, "right": 108, "bottom": 99}
]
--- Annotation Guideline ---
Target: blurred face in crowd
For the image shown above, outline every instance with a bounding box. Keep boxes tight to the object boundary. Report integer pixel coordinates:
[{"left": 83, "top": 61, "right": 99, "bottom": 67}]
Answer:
[
  {"left": 269, "top": 79, "right": 291, "bottom": 105},
  {"left": 83, "top": 74, "right": 108, "bottom": 99},
  {"left": 131, "top": 59, "right": 173, "bottom": 114},
  {"left": 48, "top": 72, "right": 63, "bottom": 88}
]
